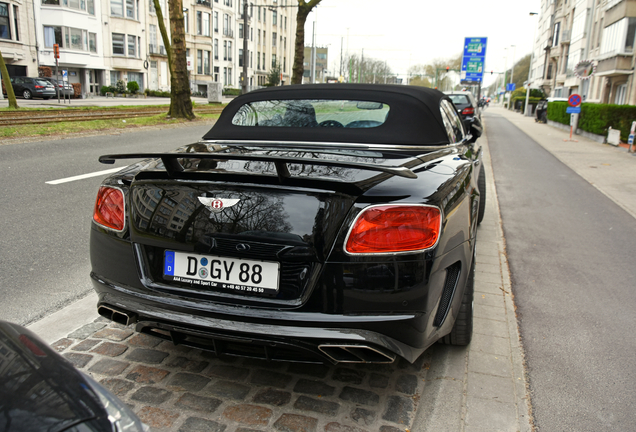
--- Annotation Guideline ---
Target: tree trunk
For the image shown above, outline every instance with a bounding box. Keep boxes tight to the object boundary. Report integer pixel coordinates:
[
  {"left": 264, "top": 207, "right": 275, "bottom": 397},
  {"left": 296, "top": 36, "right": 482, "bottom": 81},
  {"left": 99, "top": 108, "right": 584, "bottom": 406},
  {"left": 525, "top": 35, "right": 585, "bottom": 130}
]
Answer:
[
  {"left": 291, "top": 0, "right": 322, "bottom": 85},
  {"left": 153, "top": 0, "right": 194, "bottom": 119},
  {"left": 0, "top": 50, "right": 18, "bottom": 109}
]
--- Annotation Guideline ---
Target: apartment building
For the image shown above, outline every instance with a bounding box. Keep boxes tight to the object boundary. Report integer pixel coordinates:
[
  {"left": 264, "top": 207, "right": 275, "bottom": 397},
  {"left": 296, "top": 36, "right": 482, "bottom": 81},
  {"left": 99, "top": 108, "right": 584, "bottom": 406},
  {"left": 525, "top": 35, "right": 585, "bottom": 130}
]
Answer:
[
  {"left": 4, "top": 0, "right": 295, "bottom": 97},
  {"left": 530, "top": 0, "right": 636, "bottom": 105},
  {"left": 1, "top": 0, "right": 38, "bottom": 78}
]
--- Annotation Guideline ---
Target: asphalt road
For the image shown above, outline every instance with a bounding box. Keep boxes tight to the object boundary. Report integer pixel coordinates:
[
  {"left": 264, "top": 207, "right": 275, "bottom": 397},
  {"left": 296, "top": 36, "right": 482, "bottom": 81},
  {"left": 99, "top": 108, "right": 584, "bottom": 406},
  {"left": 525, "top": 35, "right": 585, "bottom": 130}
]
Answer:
[
  {"left": 485, "top": 111, "right": 636, "bottom": 431},
  {"left": 0, "top": 123, "right": 212, "bottom": 325}
]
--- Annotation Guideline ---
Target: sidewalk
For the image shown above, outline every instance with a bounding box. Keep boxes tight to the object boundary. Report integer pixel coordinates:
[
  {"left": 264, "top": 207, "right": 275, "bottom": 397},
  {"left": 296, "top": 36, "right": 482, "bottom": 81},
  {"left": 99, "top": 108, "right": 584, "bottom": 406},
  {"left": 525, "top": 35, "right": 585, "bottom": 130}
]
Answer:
[
  {"left": 2, "top": 95, "right": 233, "bottom": 109},
  {"left": 487, "top": 106, "right": 636, "bottom": 219},
  {"left": 28, "top": 125, "right": 532, "bottom": 431}
]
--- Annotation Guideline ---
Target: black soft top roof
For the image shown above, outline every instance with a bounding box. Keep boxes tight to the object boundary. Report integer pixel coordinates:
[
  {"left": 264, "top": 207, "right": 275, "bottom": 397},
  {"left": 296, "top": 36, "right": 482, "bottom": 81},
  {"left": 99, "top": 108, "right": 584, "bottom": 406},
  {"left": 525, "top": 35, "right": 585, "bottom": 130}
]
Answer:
[{"left": 202, "top": 84, "right": 452, "bottom": 146}]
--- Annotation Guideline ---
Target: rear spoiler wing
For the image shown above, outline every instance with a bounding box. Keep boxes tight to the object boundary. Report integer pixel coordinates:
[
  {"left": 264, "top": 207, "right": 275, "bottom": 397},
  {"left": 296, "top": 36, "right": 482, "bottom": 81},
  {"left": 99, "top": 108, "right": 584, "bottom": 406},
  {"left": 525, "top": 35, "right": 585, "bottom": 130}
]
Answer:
[{"left": 99, "top": 152, "right": 418, "bottom": 181}]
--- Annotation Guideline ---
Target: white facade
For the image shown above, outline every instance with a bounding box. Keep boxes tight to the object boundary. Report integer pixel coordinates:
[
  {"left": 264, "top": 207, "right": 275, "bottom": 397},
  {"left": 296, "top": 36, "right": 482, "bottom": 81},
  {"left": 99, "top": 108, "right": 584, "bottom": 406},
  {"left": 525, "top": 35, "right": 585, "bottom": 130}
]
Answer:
[{"left": 1, "top": 0, "right": 38, "bottom": 79}]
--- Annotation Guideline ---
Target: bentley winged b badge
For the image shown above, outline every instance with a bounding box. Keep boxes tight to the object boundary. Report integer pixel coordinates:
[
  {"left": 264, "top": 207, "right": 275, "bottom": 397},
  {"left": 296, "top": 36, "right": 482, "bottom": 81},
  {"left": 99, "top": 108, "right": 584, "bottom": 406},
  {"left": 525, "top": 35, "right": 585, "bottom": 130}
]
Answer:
[{"left": 198, "top": 197, "right": 241, "bottom": 213}]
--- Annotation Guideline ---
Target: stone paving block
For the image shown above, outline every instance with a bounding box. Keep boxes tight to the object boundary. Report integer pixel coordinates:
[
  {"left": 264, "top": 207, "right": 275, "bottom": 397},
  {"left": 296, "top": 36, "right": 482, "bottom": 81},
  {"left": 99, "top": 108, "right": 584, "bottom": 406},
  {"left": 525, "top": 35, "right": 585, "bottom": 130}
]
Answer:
[
  {"left": 293, "top": 378, "right": 336, "bottom": 396},
  {"left": 469, "top": 333, "right": 512, "bottom": 357},
  {"left": 166, "top": 356, "right": 209, "bottom": 373},
  {"left": 294, "top": 395, "right": 340, "bottom": 416},
  {"left": 382, "top": 395, "right": 413, "bottom": 424},
  {"left": 93, "top": 328, "right": 134, "bottom": 341},
  {"left": 204, "top": 364, "right": 250, "bottom": 380},
  {"left": 474, "top": 292, "right": 505, "bottom": 308},
  {"left": 468, "top": 350, "right": 511, "bottom": 378},
  {"left": 88, "top": 358, "right": 129, "bottom": 376},
  {"left": 72, "top": 339, "right": 101, "bottom": 352},
  {"left": 474, "top": 303, "right": 506, "bottom": 322},
  {"left": 136, "top": 406, "right": 180, "bottom": 429},
  {"left": 99, "top": 378, "right": 135, "bottom": 396},
  {"left": 128, "top": 333, "right": 163, "bottom": 347},
  {"left": 157, "top": 340, "right": 193, "bottom": 354},
  {"left": 126, "top": 348, "right": 169, "bottom": 364},
  {"left": 174, "top": 392, "right": 223, "bottom": 412},
  {"left": 287, "top": 363, "right": 330, "bottom": 378},
  {"left": 332, "top": 367, "right": 365, "bottom": 384},
  {"left": 204, "top": 380, "right": 251, "bottom": 400},
  {"left": 474, "top": 271, "right": 502, "bottom": 285},
  {"left": 339, "top": 386, "right": 380, "bottom": 406},
  {"left": 324, "top": 422, "right": 368, "bottom": 432},
  {"left": 178, "top": 417, "right": 226, "bottom": 432},
  {"left": 351, "top": 407, "right": 376, "bottom": 426},
  {"left": 91, "top": 341, "right": 128, "bottom": 357},
  {"left": 474, "top": 281, "right": 505, "bottom": 295},
  {"left": 464, "top": 397, "right": 518, "bottom": 431},
  {"left": 52, "top": 338, "right": 74, "bottom": 352},
  {"left": 250, "top": 369, "right": 293, "bottom": 389},
  {"left": 236, "top": 428, "right": 263, "bottom": 432},
  {"left": 168, "top": 372, "right": 211, "bottom": 392},
  {"left": 68, "top": 322, "right": 108, "bottom": 339},
  {"left": 368, "top": 373, "right": 390, "bottom": 389},
  {"left": 473, "top": 317, "right": 509, "bottom": 339},
  {"left": 395, "top": 374, "right": 418, "bottom": 395},
  {"left": 467, "top": 371, "right": 516, "bottom": 403},
  {"left": 273, "top": 413, "right": 318, "bottom": 432},
  {"left": 475, "top": 253, "right": 500, "bottom": 266},
  {"left": 131, "top": 386, "right": 173, "bottom": 404},
  {"left": 223, "top": 404, "right": 273, "bottom": 426},
  {"left": 126, "top": 364, "right": 170, "bottom": 384},
  {"left": 475, "top": 261, "right": 501, "bottom": 274},
  {"left": 63, "top": 352, "right": 93, "bottom": 368},
  {"left": 252, "top": 388, "right": 292, "bottom": 406}
]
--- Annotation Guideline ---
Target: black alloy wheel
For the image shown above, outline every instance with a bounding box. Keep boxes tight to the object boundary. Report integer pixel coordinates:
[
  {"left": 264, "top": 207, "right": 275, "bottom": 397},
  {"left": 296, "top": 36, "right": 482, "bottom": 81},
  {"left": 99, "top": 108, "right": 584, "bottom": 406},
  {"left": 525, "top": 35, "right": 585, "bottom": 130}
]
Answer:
[
  {"left": 477, "top": 167, "right": 486, "bottom": 225},
  {"left": 440, "top": 258, "right": 474, "bottom": 346}
]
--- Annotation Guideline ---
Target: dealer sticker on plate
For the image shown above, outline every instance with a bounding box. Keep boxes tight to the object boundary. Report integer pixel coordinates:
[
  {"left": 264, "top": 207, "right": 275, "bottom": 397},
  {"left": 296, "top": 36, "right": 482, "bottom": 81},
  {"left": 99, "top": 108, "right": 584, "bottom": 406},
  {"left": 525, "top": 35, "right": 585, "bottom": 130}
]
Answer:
[{"left": 164, "top": 250, "right": 279, "bottom": 293}]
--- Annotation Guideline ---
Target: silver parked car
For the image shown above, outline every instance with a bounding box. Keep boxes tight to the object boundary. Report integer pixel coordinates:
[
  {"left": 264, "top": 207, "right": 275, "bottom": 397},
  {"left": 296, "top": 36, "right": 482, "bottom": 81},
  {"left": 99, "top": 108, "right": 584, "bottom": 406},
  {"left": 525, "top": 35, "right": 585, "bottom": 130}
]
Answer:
[{"left": 42, "top": 77, "right": 75, "bottom": 98}]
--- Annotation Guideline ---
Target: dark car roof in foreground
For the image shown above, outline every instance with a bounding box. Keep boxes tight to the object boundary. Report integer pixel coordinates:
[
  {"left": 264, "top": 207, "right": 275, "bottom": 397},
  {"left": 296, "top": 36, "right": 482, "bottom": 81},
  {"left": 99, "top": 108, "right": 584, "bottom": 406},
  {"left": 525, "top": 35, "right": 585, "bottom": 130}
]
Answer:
[{"left": 202, "top": 84, "right": 452, "bottom": 146}]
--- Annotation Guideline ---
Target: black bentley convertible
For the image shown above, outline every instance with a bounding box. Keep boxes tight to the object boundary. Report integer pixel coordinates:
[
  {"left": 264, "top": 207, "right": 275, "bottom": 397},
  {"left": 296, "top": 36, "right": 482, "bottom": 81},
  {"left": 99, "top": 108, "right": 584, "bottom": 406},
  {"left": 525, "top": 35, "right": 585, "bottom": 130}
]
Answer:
[{"left": 90, "top": 84, "right": 485, "bottom": 364}]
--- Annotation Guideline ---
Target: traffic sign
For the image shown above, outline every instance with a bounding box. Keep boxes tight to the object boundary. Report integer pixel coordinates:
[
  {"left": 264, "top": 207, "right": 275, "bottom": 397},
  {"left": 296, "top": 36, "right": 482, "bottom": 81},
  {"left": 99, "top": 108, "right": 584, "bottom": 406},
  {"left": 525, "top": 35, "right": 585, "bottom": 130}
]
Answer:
[
  {"left": 461, "top": 37, "right": 487, "bottom": 83},
  {"left": 463, "top": 37, "right": 487, "bottom": 57},
  {"left": 566, "top": 106, "right": 581, "bottom": 114},
  {"left": 628, "top": 134, "right": 634, "bottom": 145},
  {"left": 506, "top": 83, "right": 516, "bottom": 92},
  {"left": 568, "top": 94, "right": 582, "bottom": 107},
  {"left": 62, "top": 70, "right": 68, "bottom": 82}
]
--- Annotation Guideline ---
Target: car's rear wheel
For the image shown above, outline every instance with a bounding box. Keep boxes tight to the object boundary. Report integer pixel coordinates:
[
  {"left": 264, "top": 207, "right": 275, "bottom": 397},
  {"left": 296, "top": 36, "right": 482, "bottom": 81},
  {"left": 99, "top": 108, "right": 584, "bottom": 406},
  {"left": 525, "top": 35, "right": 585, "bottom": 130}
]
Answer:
[
  {"left": 440, "top": 259, "right": 474, "bottom": 346},
  {"left": 477, "top": 167, "right": 486, "bottom": 225},
  {"left": 23, "top": 90, "right": 32, "bottom": 99},
  {"left": 43, "top": 97, "right": 50, "bottom": 100}
]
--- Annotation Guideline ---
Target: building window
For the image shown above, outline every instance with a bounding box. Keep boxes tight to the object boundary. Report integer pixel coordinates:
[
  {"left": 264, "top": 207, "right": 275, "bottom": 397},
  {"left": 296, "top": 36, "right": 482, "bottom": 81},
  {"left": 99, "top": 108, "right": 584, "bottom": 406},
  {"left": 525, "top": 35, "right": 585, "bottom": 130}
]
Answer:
[
  {"left": 149, "top": 0, "right": 155, "bottom": 13},
  {"left": 228, "top": 41, "right": 232, "bottom": 60},
  {"left": 615, "top": 83, "right": 627, "bottom": 104},
  {"left": 126, "top": 0, "right": 134, "bottom": 18},
  {"left": 111, "top": 0, "right": 123, "bottom": 16},
  {"left": 223, "top": 40, "right": 227, "bottom": 60},
  {"left": 203, "top": 12, "right": 210, "bottom": 36},
  {"left": 184, "top": 11, "right": 188, "bottom": 34},
  {"left": 128, "top": 34, "right": 136, "bottom": 56},
  {"left": 272, "top": 32, "right": 276, "bottom": 46},
  {"left": 257, "top": 51, "right": 260, "bottom": 69},
  {"left": 214, "top": 66, "right": 219, "bottom": 82},
  {"left": 149, "top": 24, "right": 157, "bottom": 53},
  {"left": 0, "top": 2, "right": 10, "bottom": 40},
  {"left": 213, "top": 11, "right": 218, "bottom": 32},
  {"left": 69, "top": 27, "right": 83, "bottom": 50},
  {"left": 89, "top": 32, "right": 97, "bottom": 52},
  {"left": 239, "top": 48, "right": 243, "bottom": 66},
  {"left": 214, "top": 38, "right": 218, "bottom": 59},
  {"left": 197, "top": 49, "right": 202, "bottom": 74},
  {"left": 239, "top": 23, "right": 243, "bottom": 38},
  {"left": 87, "top": 0, "right": 94, "bottom": 14},
  {"left": 204, "top": 50, "right": 210, "bottom": 74},
  {"left": 258, "top": 29, "right": 260, "bottom": 45},
  {"left": 43, "top": 26, "right": 62, "bottom": 47},
  {"left": 272, "top": 10, "right": 277, "bottom": 26},
  {"left": 272, "top": 53, "right": 276, "bottom": 68},
  {"left": 112, "top": 32, "right": 125, "bottom": 54},
  {"left": 601, "top": 17, "right": 636, "bottom": 56},
  {"left": 110, "top": 71, "right": 119, "bottom": 85},
  {"left": 197, "top": 11, "right": 202, "bottom": 35}
]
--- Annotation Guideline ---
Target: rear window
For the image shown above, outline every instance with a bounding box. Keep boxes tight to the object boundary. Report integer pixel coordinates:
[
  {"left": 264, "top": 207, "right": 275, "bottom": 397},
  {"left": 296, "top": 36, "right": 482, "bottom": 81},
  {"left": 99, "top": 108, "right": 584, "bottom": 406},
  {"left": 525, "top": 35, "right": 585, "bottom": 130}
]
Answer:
[
  {"left": 231, "top": 99, "right": 390, "bottom": 128},
  {"left": 35, "top": 79, "right": 51, "bottom": 86},
  {"left": 447, "top": 95, "right": 470, "bottom": 105}
]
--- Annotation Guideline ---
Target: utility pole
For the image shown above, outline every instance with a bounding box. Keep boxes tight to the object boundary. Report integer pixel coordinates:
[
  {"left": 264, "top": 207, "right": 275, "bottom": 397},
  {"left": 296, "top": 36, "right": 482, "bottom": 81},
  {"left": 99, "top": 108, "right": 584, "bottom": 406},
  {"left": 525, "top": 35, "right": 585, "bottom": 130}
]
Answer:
[
  {"left": 241, "top": 0, "right": 249, "bottom": 94},
  {"left": 525, "top": 13, "right": 539, "bottom": 116}
]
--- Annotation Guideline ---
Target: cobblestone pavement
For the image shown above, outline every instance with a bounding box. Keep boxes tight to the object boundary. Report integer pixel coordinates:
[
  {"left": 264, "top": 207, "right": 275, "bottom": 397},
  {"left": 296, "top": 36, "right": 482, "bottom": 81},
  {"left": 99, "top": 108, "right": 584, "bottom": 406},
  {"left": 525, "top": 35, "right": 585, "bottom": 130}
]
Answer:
[{"left": 36, "top": 129, "right": 532, "bottom": 432}]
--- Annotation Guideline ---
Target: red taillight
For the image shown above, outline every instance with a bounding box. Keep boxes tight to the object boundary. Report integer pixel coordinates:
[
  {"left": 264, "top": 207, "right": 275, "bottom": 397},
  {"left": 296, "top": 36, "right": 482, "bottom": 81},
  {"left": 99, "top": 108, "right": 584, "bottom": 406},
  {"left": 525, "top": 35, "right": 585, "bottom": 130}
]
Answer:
[
  {"left": 462, "top": 106, "right": 475, "bottom": 115},
  {"left": 35, "top": 85, "right": 44, "bottom": 89},
  {"left": 345, "top": 205, "right": 441, "bottom": 254},
  {"left": 93, "top": 186, "right": 125, "bottom": 231},
  {"left": 19, "top": 334, "right": 47, "bottom": 357}
]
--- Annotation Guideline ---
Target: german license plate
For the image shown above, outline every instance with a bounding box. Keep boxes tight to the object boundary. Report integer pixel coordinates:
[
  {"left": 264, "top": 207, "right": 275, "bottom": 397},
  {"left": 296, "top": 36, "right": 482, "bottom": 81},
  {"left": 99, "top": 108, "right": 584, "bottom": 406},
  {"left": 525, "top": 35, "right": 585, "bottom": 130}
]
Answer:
[{"left": 164, "top": 251, "right": 279, "bottom": 293}]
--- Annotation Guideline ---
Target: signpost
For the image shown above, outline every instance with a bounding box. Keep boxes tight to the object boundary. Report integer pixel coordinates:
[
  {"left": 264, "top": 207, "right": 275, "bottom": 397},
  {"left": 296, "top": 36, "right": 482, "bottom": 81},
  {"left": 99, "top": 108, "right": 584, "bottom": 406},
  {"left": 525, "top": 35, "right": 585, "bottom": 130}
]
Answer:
[
  {"left": 460, "top": 37, "right": 487, "bottom": 91},
  {"left": 564, "top": 93, "right": 582, "bottom": 142}
]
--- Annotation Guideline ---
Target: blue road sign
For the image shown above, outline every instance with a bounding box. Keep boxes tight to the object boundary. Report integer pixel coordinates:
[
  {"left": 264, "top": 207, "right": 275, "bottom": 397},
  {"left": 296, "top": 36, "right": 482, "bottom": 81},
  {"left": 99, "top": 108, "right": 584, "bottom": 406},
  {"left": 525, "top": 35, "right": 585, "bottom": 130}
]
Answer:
[
  {"left": 566, "top": 106, "right": 581, "bottom": 114},
  {"left": 461, "top": 37, "right": 487, "bottom": 83},
  {"left": 628, "top": 134, "right": 634, "bottom": 145},
  {"left": 506, "top": 83, "right": 516, "bottom": 92}
]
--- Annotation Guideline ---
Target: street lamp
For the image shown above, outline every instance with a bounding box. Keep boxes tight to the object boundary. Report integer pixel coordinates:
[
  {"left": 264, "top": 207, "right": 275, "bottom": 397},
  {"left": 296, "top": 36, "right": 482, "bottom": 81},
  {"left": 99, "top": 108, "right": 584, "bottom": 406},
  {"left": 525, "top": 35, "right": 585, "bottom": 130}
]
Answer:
[{"left": 525, "top": 12, "right": 539, "bottom": 116}]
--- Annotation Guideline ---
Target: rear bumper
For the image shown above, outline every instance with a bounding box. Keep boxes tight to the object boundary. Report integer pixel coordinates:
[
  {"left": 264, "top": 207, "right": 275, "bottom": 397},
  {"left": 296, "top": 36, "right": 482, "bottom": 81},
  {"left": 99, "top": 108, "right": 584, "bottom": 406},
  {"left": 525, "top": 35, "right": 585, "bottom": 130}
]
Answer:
[{"left": 91, "top": 273, "right": 433, "bottom": 363}]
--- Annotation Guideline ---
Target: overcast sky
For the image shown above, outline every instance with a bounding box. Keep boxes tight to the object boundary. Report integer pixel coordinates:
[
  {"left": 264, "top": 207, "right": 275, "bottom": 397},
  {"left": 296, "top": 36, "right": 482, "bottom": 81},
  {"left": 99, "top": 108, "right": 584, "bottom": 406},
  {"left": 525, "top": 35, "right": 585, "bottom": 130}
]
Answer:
[{"left": 304, "top": 0, "right": 542, "bottom": 87}]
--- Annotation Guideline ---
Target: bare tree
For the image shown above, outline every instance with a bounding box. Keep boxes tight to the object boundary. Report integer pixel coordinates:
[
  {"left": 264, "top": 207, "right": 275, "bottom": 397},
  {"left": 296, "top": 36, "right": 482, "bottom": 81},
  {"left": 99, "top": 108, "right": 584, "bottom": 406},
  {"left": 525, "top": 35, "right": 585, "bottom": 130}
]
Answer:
[
  {"left": 291, "top": 0, "right": 322, "bottom": 85},
  {"left": 153, "top": 0, "right": 194, "bottom": 119},
  {"left": 0, "top": 50, "right": 18, "bottom": 108}
]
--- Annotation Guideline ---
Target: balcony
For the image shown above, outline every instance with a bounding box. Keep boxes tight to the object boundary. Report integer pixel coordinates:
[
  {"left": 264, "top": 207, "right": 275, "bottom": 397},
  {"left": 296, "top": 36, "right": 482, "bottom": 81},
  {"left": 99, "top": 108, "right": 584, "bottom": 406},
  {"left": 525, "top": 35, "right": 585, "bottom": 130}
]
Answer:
[
  {"left": 196, "top": 0, "right": 211, "bottom": 6},
  {"left": 149, "top": 44, "right": 167, "bottom": 56},
  {"left": 596, "top": 53, "right": 634, "bottom": 77},
  {"left": 223, "top": 29, "right": 234, "bottom": 38},
  {"left": 560, "top": 29, "right": 571, "bottom": 44}
]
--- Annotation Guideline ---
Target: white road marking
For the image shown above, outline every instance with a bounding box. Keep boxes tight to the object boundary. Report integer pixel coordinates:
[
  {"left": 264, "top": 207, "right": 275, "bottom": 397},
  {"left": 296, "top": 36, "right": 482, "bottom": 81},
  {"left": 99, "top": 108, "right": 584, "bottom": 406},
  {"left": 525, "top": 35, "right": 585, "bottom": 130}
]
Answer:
[{"left": 46, "top": 166, "right": 126, "bottom": 185}]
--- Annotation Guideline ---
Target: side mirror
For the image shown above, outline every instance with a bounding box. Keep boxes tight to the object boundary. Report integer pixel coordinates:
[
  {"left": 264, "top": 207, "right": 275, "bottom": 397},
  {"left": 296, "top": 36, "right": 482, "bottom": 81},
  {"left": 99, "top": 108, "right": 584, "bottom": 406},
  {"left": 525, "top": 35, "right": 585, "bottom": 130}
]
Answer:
[{"left": 464, "top": 116, "right": 482, "bottom": 143}]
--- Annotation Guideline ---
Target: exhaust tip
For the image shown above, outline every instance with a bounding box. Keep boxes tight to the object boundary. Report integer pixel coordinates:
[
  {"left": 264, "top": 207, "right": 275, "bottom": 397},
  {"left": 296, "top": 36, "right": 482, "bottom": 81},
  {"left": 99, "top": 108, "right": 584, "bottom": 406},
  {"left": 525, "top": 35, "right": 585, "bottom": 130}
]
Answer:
[
  {"left": 318, "top": 344, "right": 396, "bottom": 364},
  {"left": 98, "top": 305, "right": 138, "bottom": 326}
]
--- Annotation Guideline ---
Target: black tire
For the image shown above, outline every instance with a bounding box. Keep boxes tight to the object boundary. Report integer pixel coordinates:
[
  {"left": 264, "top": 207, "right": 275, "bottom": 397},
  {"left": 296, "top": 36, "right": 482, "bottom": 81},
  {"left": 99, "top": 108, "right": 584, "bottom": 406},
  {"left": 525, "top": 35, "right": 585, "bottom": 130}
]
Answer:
[
  {"left": 23, "top": 90, "right": 32, "bottom": 99},
  {"left": 477, "top": 167, "right": 486, "bottom": 225},
  {"left": 440, "top": 259, "right": 474, "bottom": 346},
  {"left": 43, "top": 97, "right": 50, "bottom": 100}
]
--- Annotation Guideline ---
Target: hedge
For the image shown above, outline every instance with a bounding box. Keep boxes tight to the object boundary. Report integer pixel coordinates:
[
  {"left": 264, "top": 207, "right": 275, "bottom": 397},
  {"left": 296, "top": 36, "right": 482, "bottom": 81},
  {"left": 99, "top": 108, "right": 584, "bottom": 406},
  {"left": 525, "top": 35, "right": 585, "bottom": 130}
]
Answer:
[{"left": 548, "top": 101, "right": 636, "bottom": 141}]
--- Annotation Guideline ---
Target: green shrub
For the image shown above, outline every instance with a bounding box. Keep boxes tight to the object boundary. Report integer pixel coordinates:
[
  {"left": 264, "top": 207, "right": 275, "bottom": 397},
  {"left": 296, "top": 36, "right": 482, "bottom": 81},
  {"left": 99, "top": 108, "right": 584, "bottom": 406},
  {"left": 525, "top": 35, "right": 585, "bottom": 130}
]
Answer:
[
  {"left": 127, "top": 81, "right": 140, "bottom": 94},
  {"left": 100, "top": 85, "right": 115, "bottom": 95},
  {"left": 144, "top": 89, "right": 171, "bottom": 98},
  {"left": 222, "top": 87, "right": 241, "bottom": 96},
  {"left": 115, "top": 80, "right": 127, "bottom": 93},
  {"left": 547, "top": 101, "right": 570, "bottom": 125},
  {"left": 578, "top": 104, "right": 636, "bottom": 141}
]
